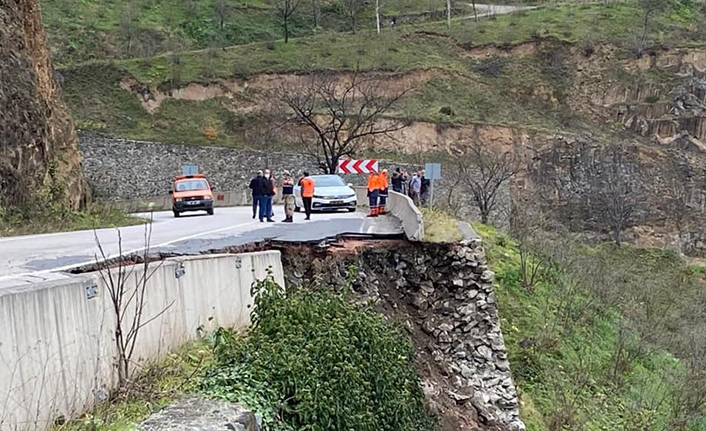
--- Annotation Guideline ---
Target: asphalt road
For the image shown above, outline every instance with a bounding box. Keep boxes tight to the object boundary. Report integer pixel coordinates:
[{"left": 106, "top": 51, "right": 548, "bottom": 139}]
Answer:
[{"left": 0, "top": 206, "right": 401, "bottom": 285}]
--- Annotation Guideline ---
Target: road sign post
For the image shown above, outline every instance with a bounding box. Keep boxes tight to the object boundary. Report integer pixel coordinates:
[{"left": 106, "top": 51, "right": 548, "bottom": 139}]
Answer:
[
  {"left": 182, "top": 164, "right": 198, "bottom": 176},
  {"left": 338, "top": 159, "right": 379, "bottom": 174},
  {"left": 424, "top": 163, "right": 442, "bottom": 209}
]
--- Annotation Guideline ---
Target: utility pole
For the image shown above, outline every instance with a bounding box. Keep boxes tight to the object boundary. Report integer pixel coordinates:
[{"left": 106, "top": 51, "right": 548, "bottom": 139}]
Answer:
[
  {"left": 376, "top": 0, "right": 381, "bottom": 34},
  {"left": 446, "top": 0, "right": 451, "bottom": 28}
]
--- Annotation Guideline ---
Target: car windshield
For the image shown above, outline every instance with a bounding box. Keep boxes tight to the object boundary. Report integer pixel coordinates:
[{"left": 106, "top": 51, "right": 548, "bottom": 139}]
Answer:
[
  {"left": 313, "top": 176, "right": 345, "bottom": 187},
  {"left": 175, "top": 179, "right": 208, "bottom": 191}
]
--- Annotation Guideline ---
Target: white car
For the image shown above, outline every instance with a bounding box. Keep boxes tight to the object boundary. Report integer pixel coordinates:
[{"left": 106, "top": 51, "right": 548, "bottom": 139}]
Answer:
[{"left": 294, "top": 174, "right": 357, "bottom": 212}]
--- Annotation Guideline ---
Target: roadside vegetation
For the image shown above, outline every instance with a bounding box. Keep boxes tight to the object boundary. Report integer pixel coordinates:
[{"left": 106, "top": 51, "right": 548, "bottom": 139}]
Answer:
[
  {"left": 201, "top": 274, "right": 434, "bottom": 431},
  {"left": 0, "top": 201, "right": 144, "bottom": 237},
  {"left": 53, "top": 341, "right": 214, "bottom": 431},
  {"left": 421, "top": 207, "right": 462, "bottom": 243},
  {"left": 53, "top": 274, "right": 433, "bottom": 431},
  {"left": 475, "top": 223, "right": 706, "bottom": 430}
]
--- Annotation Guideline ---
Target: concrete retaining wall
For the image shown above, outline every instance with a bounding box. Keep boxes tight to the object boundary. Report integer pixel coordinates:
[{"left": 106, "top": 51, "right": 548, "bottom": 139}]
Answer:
[
  {"left": 0, "top": 252, "right": 284, "bottom": 431},
  {"left": 354, "top": 187, "right": 425, "bottom": 241}
]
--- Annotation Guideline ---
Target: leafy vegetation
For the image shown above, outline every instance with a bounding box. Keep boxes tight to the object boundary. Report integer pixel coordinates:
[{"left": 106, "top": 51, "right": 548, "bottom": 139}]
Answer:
[
  {"left": 201, "top": 274, "right": 434, "bottom": 431},
  {"left": 474, "top": 223, "right": 706, "bottom": 431}
]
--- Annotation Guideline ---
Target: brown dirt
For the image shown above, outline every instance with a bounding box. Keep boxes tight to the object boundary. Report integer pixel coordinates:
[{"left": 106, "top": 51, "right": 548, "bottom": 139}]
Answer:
[
  {"left": 463, "top": 42, "right": 538, "bottom": 60},
  {"left": 122, "top": 69, "right": 439, "bottom": 113}
]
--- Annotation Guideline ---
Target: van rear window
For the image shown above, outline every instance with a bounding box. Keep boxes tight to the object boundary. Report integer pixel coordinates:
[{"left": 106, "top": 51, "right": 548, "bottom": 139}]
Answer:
[{"left": 175, "top": 180, "right": 208, "bottom": 191}]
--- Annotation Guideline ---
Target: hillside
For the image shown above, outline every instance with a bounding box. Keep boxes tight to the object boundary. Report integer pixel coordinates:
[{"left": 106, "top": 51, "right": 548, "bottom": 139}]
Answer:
[
  {"left": 48, "top": 0, "right": 706, "bottom": 255},
  {"left": 1, "top": 0, "right": 87, "bottom": 210}
]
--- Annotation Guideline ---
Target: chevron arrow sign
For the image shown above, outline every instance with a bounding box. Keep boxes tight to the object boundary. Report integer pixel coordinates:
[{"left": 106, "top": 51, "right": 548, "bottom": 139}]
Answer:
[{"left": 337, "top": 159, "right": 379, "bottom": 174}]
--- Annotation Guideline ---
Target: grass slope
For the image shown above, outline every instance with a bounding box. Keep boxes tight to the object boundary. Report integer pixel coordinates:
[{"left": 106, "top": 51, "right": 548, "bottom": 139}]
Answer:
[
  {"left": 56, "top": 1, "right": 705, "bottom": 147},
  {"left": 475, "top": 223, "right": 706, "bottom": 430}
]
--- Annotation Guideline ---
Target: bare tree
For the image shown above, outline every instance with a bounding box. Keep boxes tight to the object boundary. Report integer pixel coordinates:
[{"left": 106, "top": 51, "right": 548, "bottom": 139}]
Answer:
[
  {"left": 312, "top": 0, "right": 320, "bottom": 32},
  {"left": 339, "top": 0, "right": 365, "bottom": 34},
  {"left": 94, "top": 217, "right": 172, "bottom": 388},
  {"left": 281, "top": 71, "right": 410, "bottom": 173},
  {"left": 509, "top": 202, "right": 547, "bottom": 292},
  {"left": 273, "top": 0, "right": 302, "bottom": 43},
  {"left": 120, "top": 0, "right": 140, "bottom": 57},
  {"left": 455, "top": 137, "right": 521, "bottom": 224},
  {"left": 581, "top": 145, "right": 637, "bottom": 246},
  {"left": 470, "top": 0, "right": 478, "bottom": 22},
  {"left": 663, "top": 178, "right": 697, "bottom": 254},
  {"left": 638, "top": 0, "right": 669, "bottom": 45},
  {"left": 214, "top": 0, "right": 229, "bottom": 30}
]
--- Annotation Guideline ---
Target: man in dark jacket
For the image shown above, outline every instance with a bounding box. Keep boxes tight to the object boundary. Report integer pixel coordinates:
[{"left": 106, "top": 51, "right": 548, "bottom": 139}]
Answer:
[
  {"left": 258, "top": 169, "right": 276, "bottom": 222},
  {"left": 420, "top": 170, "right": 431, "bottom": 205},
  {"left": 392, "top": 168, "right": 403, "bottom": 193},
  {"left": 248, "top": 170, "right": 263, "bottom": 219}
]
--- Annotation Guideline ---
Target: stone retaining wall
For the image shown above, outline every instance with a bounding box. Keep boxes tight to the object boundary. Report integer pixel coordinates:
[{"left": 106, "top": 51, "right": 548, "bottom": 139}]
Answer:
[
  {"left": 78, "top": 133, "right": 509, "bottom": 224},
  {"left": 281, "top": 241, "right": 524, "bottom": 431}
]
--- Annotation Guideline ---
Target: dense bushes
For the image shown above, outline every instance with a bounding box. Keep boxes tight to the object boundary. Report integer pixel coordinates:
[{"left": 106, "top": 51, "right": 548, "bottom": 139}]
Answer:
[{"left": 201, "top": 275, "right": 434, "bottom": 431}]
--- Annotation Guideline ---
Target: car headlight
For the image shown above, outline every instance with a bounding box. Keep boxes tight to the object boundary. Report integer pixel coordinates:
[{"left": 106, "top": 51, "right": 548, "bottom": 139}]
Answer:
[
  {"left": 204, "top": 196, "right": 213, "bottom": 200},
  {"left": 175, "top": 198, "right": 183, "bottom": 202},
  {"left": 313, "top": 195, "right": 324, "bottom": 199}
]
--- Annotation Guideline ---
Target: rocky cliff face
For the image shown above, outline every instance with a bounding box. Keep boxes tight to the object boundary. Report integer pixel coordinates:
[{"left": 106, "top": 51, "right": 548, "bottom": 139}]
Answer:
[{"left": 0, "top": 0, "right": 87, "bottom": 209}]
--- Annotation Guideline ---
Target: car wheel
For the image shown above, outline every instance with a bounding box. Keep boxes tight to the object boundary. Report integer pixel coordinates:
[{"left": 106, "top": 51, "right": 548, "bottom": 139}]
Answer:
[
  {"left": 207, "top": 208, "right": 214, "bottom": 215},
  {"left": 348, "top": 208, "right": 356, "bottom": 212},
  {"left": 295, "top": 206, "right": 301, "bottom": 212},
  {"left": 173, "top": 210, "right": 180, "bottom": 218}
]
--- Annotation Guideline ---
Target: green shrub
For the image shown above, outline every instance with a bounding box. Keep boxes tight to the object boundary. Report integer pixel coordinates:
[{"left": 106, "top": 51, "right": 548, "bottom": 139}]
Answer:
[{"left": 201, "top": 275, "right": 434, "bottom": 431}]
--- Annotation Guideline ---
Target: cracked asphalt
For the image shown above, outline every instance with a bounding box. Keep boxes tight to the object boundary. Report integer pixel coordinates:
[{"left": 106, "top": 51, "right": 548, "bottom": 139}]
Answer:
[{"left": 0, "top": 206, "right": 401, "bottom": 288}]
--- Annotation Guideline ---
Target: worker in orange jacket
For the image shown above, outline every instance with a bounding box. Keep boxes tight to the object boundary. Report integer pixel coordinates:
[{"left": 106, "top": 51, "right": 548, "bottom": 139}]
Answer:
[
  {"left": 367, "top": 170, "right": 380, "bottom": 217},
  {"left": 378, "top": 169, "right": 389, "bottom": 215}
]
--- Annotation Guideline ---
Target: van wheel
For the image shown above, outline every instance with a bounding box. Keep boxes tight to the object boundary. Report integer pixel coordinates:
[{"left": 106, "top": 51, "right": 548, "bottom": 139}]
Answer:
[
  {"left": 207, "top": 208, "right": 214, "bottom": 215},
  {"left": 173, "top": 211, "right": 180, "bottom": 218}
]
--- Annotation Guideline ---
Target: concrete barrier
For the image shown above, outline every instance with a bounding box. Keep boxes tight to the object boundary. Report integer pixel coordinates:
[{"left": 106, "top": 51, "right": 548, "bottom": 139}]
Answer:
[
  {"left": 0, "top": 252, "right": 283, "bottom": 431},
  {"left": 354, "top": 187, "right": 425, "bottom": 241}
]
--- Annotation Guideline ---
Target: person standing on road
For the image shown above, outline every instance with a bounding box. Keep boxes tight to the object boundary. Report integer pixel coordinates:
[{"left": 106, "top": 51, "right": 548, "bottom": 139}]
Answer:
[
  {"left": 420, "top": 170, "right": 431, "bottom": 205},
  {"left": 409, "top": 172, "right": 421, "bottom": 206},
  {"left": 281, "top": 171, "right": 295, "bottom": 223},
  {"left": 367, "top": 170, "right": 380, "bottom": 217},
  {"left": 392, "top": 168, "right": 403, "bottom": 193},
  {"left": 402, "top": 170, "right": 409, "bottom": 196},
  {"left": 258, "top": 169, "right": 275, "bottom": 223},
  {"left": 299, "top": 171, "right": 315, "bottom": 220},
  {"left": 379, "top": 169, "right": 389, "bottom": 214},
  {"left": 249, "top": 170, "right": 263, "bottom": 219},
  {"left": 269, "top": 172, "right": 277, "bottom": 219}
]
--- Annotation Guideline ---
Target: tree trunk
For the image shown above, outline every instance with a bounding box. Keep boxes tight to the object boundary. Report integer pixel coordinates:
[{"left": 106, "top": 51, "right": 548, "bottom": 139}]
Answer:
[
  {"left": 376, "top": 0, "right": 381, "bottom": 34},
  {"left": 472, "top": 0, "right": 478, "bottom": 22},
  {"left": 446, "top": 0, "right": 451, "bottom": 28},
  {"left": 284, "top": 15, "right": 289, "bottom": 43}
]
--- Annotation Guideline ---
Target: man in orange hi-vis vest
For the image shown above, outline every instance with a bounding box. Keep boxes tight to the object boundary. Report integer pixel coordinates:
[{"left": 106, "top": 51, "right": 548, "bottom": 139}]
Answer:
[
  {"left": 378, "top": 169, "right": 389, "bottom": 215},
  {"left": 367, "top": 170, "right": 380, "bottom": 217},
  {"left": 299, "top": 171, "right": 315, "bottom": 220}
]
